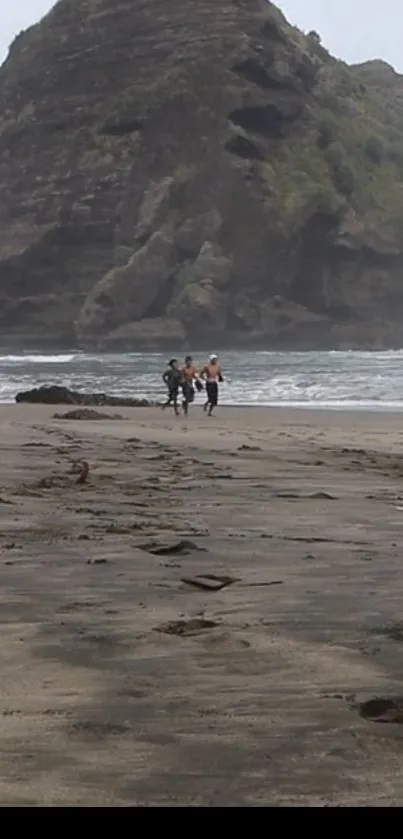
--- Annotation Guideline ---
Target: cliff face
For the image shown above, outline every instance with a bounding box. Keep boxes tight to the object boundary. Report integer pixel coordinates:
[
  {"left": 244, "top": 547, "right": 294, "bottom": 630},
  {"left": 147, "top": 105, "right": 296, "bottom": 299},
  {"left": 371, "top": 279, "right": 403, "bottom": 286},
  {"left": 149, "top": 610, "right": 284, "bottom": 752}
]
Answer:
[{"left": 2, "top": 0, "right": 403, "bottom": 349}]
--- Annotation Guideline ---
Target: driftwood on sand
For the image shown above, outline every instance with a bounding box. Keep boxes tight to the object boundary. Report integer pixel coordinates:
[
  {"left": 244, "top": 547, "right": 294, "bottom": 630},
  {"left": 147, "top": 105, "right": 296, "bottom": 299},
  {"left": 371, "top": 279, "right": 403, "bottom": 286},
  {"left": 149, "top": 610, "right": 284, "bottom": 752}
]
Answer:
[{"left": 37, "top": 460, "right": 90, "bottom": 488}]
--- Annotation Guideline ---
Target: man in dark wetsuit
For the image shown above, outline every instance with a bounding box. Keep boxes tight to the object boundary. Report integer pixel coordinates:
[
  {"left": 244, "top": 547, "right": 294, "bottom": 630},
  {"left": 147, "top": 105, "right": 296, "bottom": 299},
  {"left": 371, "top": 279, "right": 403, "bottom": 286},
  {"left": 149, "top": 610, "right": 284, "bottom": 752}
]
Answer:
[
  {"left": 200, "top": 353, "right": 224, "bottom": 416},
  {"left": 180, "top": 355, "right": 200, "bottom": 416},
  {"left": 162, "top": 358, "right": 181, "bottom": 415}
]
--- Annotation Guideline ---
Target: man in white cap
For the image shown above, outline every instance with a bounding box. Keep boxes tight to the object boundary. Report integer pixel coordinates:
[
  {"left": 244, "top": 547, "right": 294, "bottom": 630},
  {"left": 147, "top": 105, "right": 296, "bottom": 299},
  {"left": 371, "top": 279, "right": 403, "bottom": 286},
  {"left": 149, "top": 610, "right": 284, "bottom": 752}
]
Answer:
[{"left": 200, "top": 353, "right": 224, "bottom": 416}]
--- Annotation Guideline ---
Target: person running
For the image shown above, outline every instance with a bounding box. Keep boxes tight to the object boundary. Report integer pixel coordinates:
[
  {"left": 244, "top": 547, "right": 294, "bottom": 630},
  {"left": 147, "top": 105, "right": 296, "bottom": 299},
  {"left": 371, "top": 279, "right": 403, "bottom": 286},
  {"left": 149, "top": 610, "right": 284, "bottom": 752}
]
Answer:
[
  {"left": 200, "top": 353, "right": 223, "bottom": 416},
  {"left": 180, "top": 355, "right": 200, "bottom": 416},
  {"left": 162, "top": 358, "right": 181, "bottom": 415}
]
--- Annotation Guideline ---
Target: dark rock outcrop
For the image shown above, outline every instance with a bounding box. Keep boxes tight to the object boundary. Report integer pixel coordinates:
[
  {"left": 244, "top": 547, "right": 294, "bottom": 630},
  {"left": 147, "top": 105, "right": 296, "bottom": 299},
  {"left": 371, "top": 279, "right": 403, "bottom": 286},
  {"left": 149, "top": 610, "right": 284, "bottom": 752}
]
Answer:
[
  {"left": 54, "top": 408, "right": 124, "bottom": 420},
  {"left": 75, "top": 231, "right": 175, "bottom": 341},
  {"left": 15, "top": 385, "right": 154, "bottom": 407},
  {"left": 3, "top": 1, "right": 403, "bottom": 348}
]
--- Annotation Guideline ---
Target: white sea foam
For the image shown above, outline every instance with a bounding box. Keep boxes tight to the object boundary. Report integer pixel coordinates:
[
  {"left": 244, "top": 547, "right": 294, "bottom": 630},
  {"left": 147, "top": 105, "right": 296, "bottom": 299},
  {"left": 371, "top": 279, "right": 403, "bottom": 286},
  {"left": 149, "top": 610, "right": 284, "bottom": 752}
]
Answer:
[{"left": 0, "top": 354, "right": 76, "bottom": 364}]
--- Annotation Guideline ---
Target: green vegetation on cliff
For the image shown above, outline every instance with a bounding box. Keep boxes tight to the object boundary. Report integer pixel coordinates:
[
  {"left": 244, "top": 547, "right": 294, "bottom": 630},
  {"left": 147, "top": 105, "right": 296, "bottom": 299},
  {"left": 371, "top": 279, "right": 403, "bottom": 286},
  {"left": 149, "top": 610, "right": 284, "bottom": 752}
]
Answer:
[{"left": 252, "top": 8, "right": 403, "bottom": 243}]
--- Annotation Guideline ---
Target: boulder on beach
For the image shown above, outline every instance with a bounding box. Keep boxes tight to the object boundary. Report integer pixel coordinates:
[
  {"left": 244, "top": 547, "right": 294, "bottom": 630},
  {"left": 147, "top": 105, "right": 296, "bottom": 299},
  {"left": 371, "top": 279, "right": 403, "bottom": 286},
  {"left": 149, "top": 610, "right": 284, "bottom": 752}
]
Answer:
[{"left": 15, "top": 385, "right": 155, "bottom": 407}]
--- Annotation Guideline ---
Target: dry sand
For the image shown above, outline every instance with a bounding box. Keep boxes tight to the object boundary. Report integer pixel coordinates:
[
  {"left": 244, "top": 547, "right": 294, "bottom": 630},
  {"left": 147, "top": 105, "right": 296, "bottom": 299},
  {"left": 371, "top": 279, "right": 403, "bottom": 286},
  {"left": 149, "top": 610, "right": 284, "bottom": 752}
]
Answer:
[{"left": 1, "top": 403, "right": 403, "bottom": 805}]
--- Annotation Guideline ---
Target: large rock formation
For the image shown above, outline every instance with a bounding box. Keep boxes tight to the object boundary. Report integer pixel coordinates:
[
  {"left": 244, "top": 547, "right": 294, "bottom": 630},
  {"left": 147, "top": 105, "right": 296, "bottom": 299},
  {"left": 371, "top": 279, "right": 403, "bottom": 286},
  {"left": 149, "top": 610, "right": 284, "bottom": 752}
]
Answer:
[
  {"left": 2, "top": 0, "right": 403, "bottom": 348},
  {"left": 15, "top": 385, "right": 154, "bottom": 407}
]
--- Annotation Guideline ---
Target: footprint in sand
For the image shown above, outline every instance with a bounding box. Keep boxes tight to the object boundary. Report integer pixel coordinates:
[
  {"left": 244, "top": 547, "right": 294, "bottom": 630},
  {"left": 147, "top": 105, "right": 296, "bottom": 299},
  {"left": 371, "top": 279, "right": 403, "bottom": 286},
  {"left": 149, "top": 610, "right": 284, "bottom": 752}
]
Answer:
[
  {"left": 202, "top": 632, "right": 251, "bottom": 651},
  {"left": 154, "top": 618, "right": 218, "bottom": 637}
]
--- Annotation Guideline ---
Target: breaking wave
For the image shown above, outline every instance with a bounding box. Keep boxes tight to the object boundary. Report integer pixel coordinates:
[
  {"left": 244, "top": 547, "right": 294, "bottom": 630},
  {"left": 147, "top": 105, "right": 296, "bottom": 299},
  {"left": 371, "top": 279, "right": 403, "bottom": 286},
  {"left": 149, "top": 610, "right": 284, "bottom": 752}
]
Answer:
[{"left": 2, "top": 348, "right": 403, "bottom": 409}]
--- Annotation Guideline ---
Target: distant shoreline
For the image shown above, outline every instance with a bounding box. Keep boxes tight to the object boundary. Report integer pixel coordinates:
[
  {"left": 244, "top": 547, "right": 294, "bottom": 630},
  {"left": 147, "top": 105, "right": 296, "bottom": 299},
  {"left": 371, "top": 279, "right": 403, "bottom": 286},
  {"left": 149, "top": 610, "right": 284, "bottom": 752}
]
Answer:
[
  {"left": 4, "top": 401, "right": 403, "bottom": 417},
  {"left": 1, "top": 349, "right": 403, "bottom": 412}
]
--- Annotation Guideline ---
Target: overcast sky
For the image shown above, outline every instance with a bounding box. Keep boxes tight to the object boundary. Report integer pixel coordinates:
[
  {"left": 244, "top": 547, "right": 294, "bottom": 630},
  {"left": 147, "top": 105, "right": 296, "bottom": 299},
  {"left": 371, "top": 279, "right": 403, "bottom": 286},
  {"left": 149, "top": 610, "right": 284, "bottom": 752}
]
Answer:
[{"left": 0, "top": 0, "right": 402, "bottom": 70}]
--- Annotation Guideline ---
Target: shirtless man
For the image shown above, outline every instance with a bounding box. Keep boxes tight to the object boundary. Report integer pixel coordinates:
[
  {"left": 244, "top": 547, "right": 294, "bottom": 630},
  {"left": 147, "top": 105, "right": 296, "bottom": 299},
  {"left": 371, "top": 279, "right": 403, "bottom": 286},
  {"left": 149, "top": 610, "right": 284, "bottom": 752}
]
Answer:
[
  {"left": 180, "top": 355, "right": 200, "bottom": 416},
  {"left": 200, "top": 353, "right": 224, "bottom": 416}
]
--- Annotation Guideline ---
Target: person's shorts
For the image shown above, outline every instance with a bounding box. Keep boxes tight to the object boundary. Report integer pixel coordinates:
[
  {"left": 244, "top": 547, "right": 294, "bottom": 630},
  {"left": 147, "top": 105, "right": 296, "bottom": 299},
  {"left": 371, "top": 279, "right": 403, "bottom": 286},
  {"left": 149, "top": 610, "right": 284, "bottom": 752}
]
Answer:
[
  {"left": 206, "top": 381, "right": 218, "bottom": 406},
  {"left": 182, "top": 382, "right": 195, "bottom": 403}
]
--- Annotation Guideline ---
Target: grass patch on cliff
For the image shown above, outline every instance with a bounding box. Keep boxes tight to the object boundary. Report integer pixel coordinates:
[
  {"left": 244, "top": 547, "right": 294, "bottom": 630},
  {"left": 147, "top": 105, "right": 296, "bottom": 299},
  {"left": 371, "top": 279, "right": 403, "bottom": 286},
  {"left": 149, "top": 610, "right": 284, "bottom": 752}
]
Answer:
[
  {"left": 258, "top": 52, "right": 403, "bottom": 243},
  {"left": 102, "top": 68, "right": 194, "bottom": 129},
  {"left": 315, "top": 97, "right": 403, "bottom": 239},
  {"left": 259, "top": 136, "right": 344, "bottom": 234}
]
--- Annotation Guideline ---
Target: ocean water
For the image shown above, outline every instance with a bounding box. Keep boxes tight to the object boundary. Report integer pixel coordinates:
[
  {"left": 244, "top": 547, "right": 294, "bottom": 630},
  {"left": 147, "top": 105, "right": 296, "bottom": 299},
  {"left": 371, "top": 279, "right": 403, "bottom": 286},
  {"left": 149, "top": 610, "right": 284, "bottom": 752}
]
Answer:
[{"left": 2, "top": 349, "right": 403, "bottom": 409}]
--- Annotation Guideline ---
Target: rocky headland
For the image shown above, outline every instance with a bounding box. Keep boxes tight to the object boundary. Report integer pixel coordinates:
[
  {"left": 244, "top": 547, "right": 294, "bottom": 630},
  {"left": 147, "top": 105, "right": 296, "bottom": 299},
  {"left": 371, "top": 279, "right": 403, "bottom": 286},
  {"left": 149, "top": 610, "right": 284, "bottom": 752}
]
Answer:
[{"left": 2, "top": 1, "right": 403, "bottom": 349}]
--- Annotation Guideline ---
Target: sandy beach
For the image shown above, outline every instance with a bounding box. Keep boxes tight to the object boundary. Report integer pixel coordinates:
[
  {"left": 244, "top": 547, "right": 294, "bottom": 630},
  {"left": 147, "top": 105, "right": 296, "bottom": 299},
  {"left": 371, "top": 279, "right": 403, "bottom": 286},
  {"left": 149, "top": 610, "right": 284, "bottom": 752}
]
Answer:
[{"left": 1, "top": 404, "right": 403, "bottom": 805}]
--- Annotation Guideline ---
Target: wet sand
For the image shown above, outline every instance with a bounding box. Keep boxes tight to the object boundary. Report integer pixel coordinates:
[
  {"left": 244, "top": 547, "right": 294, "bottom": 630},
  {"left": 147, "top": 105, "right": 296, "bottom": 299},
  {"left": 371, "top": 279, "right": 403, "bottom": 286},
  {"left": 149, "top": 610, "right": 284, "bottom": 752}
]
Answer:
[{"left": 1, "top": 404, "right": 403, "bottom": 805}]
